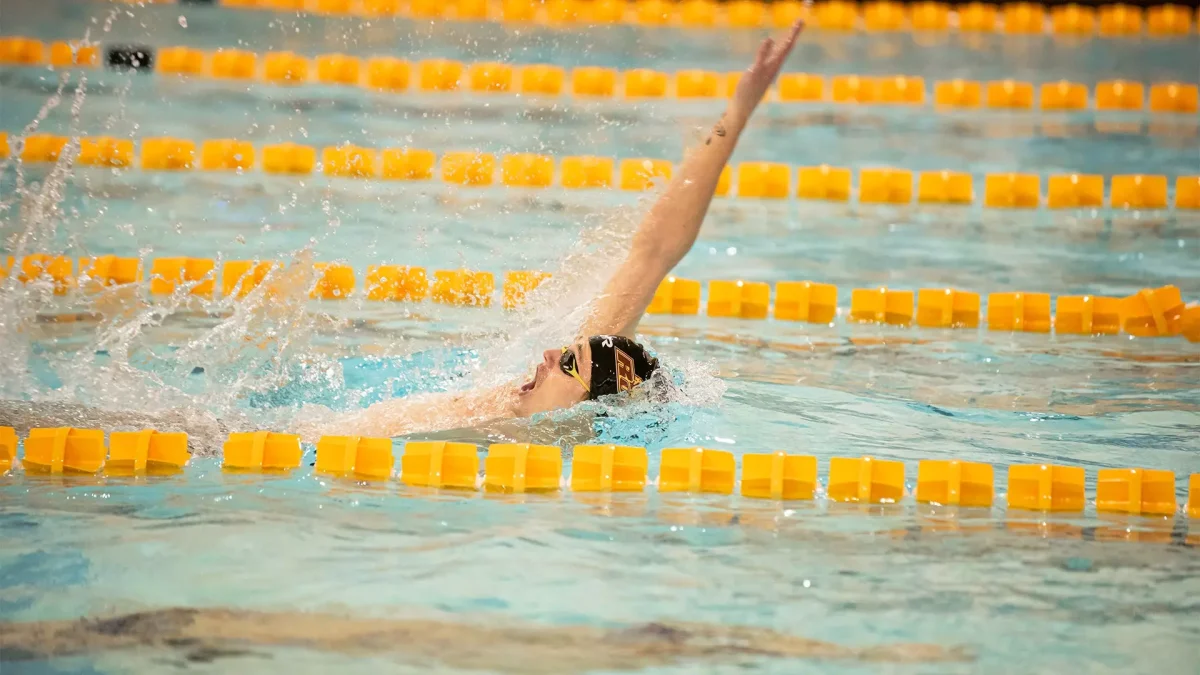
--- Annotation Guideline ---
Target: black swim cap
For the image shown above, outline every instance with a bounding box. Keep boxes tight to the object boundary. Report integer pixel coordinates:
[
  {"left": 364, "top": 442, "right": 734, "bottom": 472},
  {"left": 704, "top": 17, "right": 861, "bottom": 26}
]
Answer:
[{"left": 586, "top": 335, "right": 659, "bottom": 400}]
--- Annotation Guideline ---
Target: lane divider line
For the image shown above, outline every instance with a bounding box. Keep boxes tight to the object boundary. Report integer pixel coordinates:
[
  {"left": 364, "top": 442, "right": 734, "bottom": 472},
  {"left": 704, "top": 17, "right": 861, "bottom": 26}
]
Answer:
[
  {"left": 4, "top": 426, "right": 1198, "bottom": 531},
  {"left": 1, "top": 38, "right": 1197, "bottom": 114},
  {"left": 2, "top": 254, "right": 1197, "bottom": 341},
  {"left": 102, "top": 1, "right": 1200, "bottom": 40},
  {"left": 3, "top": 133, "right": 1199, "bottom": 209}
]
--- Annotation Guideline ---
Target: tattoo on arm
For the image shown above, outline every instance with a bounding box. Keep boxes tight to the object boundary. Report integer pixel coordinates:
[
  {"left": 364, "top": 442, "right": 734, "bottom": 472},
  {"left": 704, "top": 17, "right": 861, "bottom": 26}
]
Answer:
[{"left": 705, "top": 114, "right": 728, "bottom": 146}]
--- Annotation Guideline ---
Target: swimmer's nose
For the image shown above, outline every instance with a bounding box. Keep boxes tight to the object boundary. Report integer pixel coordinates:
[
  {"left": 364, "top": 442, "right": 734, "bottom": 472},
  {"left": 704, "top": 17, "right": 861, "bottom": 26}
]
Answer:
[{"left": 542, "top": 348, "right": 557, "bottom": 366}]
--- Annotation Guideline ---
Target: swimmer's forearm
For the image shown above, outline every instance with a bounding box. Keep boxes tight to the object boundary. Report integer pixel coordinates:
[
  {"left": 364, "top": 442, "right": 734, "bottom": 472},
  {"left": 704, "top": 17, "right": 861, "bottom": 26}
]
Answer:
[
  {"left": 632, "top": 108, "right": 744, "bottom": 267},
  {"left": 578, "top": 108, "right": 742, "bottom": 337}
]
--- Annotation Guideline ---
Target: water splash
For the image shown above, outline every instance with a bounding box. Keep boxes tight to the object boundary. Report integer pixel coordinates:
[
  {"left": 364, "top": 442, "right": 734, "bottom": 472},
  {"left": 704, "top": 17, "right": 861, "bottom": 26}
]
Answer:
[{"left": 0, "top": 11, "right": 726, "bottom": 446}]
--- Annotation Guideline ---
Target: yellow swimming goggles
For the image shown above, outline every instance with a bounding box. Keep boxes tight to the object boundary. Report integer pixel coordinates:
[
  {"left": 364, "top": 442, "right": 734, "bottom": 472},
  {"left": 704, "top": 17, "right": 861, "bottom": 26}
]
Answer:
[{"left": 559, "top": 346, "right": 589, "bottom": 393}]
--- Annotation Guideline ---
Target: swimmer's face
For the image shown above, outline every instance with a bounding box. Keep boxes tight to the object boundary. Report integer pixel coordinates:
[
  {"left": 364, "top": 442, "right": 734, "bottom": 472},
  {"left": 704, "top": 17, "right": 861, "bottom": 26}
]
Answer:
[{"left": 515, "top": 340, "right": 591, "bottom": 417}]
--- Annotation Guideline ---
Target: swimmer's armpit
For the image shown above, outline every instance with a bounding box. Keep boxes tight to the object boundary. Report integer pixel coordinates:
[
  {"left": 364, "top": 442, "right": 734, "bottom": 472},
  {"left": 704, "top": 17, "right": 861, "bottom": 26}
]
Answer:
[{"left": 0, "top": 607, "right": 972, "bottom": 671}]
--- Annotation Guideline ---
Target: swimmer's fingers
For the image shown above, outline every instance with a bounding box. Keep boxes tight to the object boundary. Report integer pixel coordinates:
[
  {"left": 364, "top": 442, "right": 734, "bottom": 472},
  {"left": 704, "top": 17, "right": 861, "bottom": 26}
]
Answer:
[
  {"left": 747, "top": 20, "right": 804, "bottom": 80},
  {"left": 731, "top": 19, "right": 804, "bottom": 114},
  {"left": 768, "top": 20, "right": 805, "bottom": 69},
  {"left": 751, "top": 37, "right": 775, "bottom": 72}
]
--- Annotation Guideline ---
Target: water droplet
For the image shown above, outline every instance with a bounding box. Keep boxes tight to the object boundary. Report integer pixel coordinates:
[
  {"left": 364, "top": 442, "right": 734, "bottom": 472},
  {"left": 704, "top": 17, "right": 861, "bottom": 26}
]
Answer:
[{"left": 178, "top": 15, "right": 187, "bottom": 28}]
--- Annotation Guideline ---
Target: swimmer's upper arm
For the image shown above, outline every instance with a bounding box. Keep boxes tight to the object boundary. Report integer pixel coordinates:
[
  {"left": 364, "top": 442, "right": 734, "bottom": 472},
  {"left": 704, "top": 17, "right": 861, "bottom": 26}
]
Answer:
[
  {"left": 580, "top": 244, "right": 671, "bottom": 338},
  {"left": 579, "top": 21, "right": 804, "bottom": 339}
]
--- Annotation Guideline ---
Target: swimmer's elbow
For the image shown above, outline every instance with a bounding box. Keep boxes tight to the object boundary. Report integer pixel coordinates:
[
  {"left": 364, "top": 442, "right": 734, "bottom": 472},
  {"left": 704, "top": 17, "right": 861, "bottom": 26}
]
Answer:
[{"left": 628, "top": 234, "right": 684, "bottom": 280}]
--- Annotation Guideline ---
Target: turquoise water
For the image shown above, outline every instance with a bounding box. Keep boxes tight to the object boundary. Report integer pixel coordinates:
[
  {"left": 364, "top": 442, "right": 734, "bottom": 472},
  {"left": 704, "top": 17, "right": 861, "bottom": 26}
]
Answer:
[{"left": 2, "top": 0, "right": 1200, "bottom": 673}]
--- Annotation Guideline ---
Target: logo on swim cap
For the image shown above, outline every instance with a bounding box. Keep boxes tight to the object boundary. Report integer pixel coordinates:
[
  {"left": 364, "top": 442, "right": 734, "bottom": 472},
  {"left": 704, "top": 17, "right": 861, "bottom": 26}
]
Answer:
[{"left": 615, "top": 347, "right": 641, "bottom": 392}]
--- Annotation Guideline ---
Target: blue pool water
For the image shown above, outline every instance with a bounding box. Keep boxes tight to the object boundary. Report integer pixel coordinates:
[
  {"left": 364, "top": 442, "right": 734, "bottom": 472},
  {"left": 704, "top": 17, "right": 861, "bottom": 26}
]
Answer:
[{"left": 1, "top": 0, "right": 1199, "bottom": 673}]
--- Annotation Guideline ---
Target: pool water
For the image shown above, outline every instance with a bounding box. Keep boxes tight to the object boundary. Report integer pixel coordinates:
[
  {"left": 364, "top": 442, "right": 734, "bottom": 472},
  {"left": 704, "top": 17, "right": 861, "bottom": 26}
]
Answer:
[{"left": 2, "top": 0, "right": 1199, "bottom": 673}]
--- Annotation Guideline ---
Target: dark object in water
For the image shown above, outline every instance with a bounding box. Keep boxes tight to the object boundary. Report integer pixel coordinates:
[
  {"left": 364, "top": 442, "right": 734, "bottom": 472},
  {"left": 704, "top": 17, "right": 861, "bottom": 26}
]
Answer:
[
  {"left": 105, "top": 45, "right": 154, "bottom": 72},
  {"left": 89, "top": 609, "right": 200, "bottom": 637}
]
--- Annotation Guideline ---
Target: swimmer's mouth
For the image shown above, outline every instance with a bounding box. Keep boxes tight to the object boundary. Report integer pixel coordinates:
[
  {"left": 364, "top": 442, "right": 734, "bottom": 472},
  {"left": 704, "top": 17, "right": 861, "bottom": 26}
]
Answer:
[{"left": 519, "top": 364, "right": 545, "bottom": 395}]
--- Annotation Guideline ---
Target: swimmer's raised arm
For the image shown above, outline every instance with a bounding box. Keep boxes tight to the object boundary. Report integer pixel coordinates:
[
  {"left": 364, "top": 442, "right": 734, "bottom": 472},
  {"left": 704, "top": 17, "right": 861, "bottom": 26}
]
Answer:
[{"left": 581, "top": 20, "right": 805, "bottom": 338}]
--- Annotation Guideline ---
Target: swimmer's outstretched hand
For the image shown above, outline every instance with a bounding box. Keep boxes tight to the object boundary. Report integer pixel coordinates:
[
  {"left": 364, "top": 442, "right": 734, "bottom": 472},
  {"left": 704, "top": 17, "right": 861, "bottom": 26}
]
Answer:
[{"left": 730, "top": 19, "right": 805, "bottom": 122}]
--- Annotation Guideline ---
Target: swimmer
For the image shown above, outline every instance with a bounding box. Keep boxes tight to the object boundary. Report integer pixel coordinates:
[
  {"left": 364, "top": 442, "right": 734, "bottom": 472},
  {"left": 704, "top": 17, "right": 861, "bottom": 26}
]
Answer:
[{"left": 301, "top": 21, "right": 808, "bottom": 440}]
